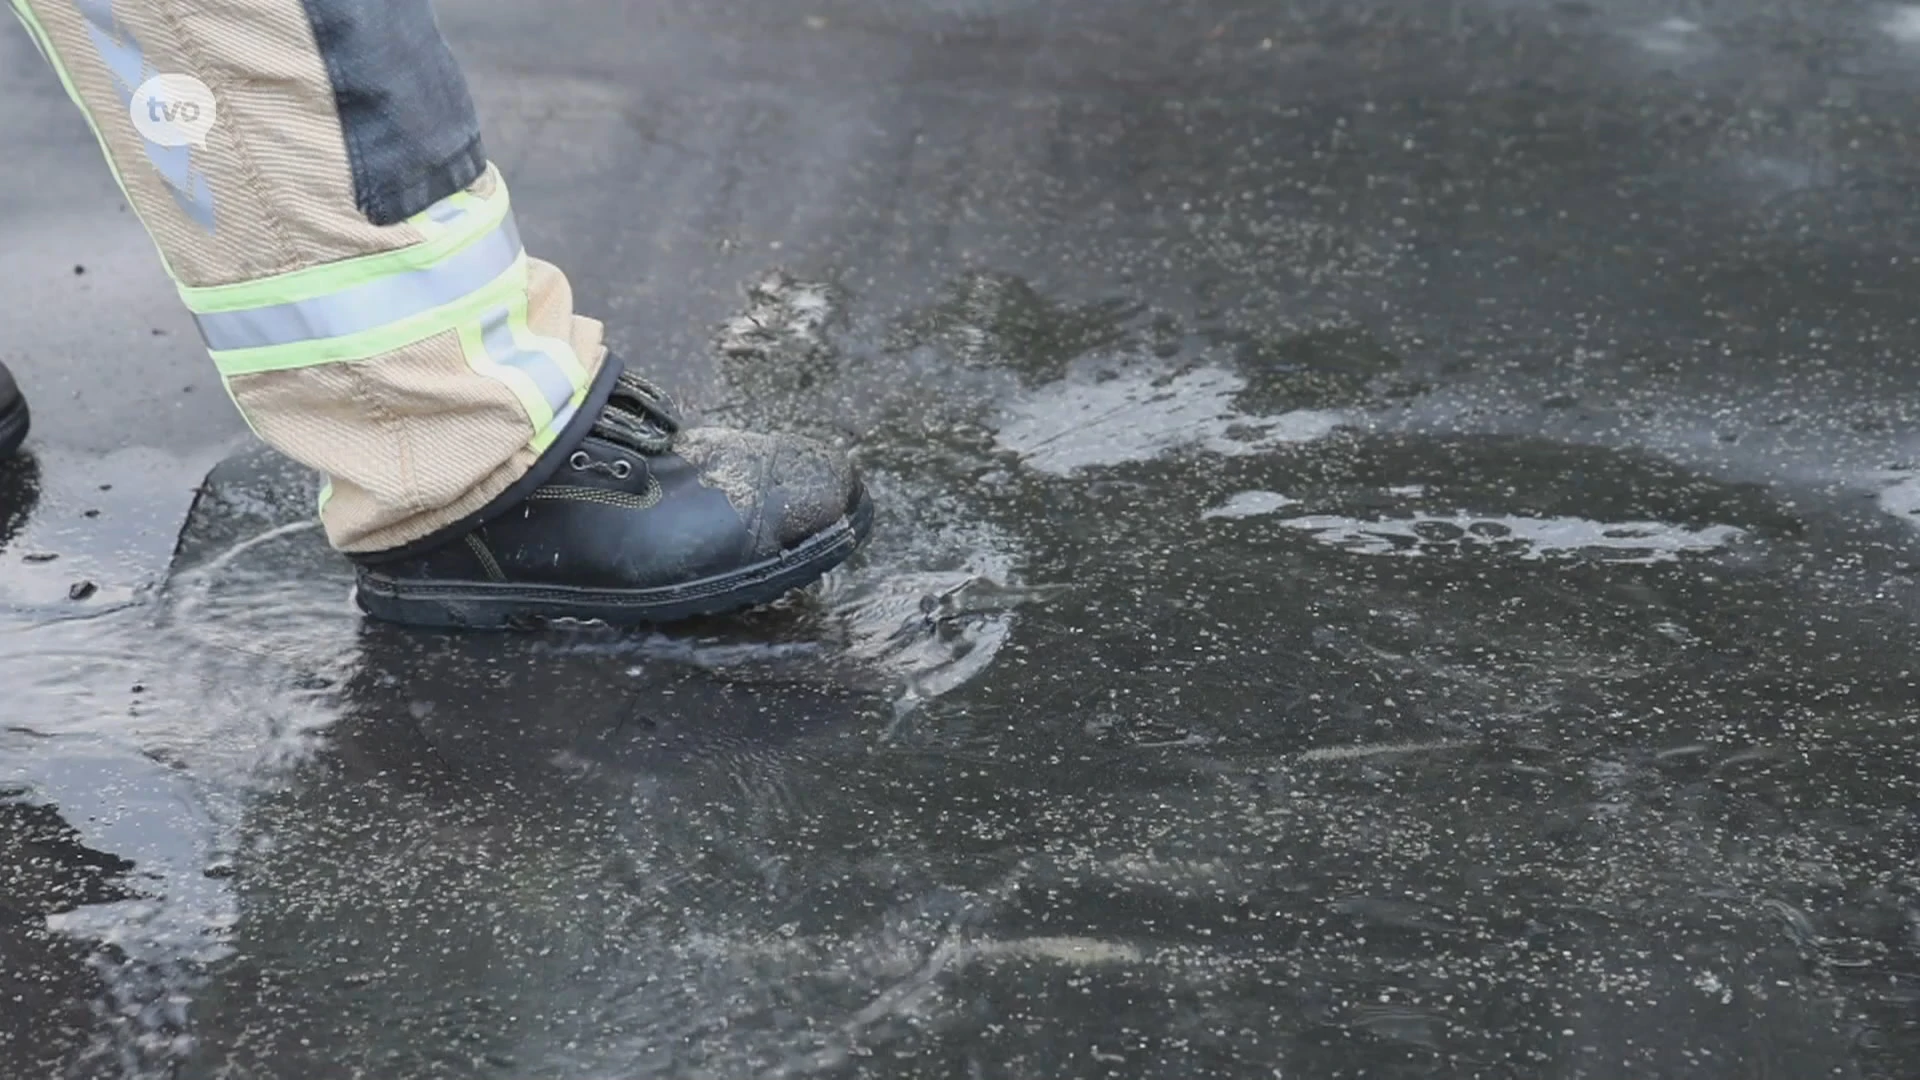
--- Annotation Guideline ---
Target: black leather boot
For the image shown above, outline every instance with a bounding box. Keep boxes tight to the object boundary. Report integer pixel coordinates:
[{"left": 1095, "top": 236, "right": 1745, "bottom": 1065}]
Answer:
[
  {"left": 352, "top": 369, "right": 873, "bottom": 629},
  {"left": 0, "top": 362, "right": 28, "bottom": 458}
]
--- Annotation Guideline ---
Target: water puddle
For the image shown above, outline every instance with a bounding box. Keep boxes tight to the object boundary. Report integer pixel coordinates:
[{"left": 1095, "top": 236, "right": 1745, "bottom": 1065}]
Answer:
[{"left": 2, "top": 272, "right": 1918, "bottom": 1078}]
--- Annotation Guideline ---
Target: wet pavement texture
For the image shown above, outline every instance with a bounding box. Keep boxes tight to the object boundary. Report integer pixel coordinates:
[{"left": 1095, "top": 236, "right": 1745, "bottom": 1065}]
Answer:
[{"left": 6, "top": 0, "right": 1920, "bottom": 1077}]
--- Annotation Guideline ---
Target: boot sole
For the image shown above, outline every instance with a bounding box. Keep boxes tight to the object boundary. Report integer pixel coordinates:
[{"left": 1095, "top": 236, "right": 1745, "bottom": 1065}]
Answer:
[
  {"left": 354, "top": 484, "right": 875, "bottom": 630},
  {"left": 0, "top": 392, "right": 27, "bottom": 458}
]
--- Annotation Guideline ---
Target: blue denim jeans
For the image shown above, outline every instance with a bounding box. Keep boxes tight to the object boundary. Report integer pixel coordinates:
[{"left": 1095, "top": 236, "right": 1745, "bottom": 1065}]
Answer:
[{"left": 300, "top": 0, "right": 485, "bottom": 225}]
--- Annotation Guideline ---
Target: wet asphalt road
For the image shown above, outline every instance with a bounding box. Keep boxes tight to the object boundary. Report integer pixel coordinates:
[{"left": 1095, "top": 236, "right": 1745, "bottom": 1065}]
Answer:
[{"left": 6, "top": 1, "right": 1920, "bottom": 1077}]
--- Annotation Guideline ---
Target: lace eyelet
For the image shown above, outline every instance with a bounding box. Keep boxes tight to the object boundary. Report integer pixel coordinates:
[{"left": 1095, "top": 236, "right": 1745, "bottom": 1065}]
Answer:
[
  {"left": 610, "top": 460, "right": 633, "bottom": 480},
  {"left": 568, "top": 451, "right": 592, "bottom": 471}
]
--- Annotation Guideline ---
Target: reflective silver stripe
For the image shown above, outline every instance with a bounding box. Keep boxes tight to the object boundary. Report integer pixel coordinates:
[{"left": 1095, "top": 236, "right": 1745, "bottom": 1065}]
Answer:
[
  {"left": 479, "top": 305, "right": 576, "bottom": 418},
  {"left": 193, "top": 214, "right": 523, "bottom": 352},
  {"left": 547, "top": 398, "right": 581, "bottom": 439},
  {"left": 76, "top": 0, "right": 217, "bottom": 231}
]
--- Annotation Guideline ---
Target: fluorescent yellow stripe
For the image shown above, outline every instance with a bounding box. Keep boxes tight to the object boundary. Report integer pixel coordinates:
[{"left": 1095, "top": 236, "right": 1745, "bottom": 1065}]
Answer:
[
  {"left": 317, "top": 478, "right": 335, "bottom": 514},
  {"left": 456, "top": 319, "right": 554, "bottom": 436},
  {"left": 178, "top": 171, "right": 511, "bottom": 315},
  {"left": 208, "top": 256, "right": 533, "bottom": 375},
  {"left": 529, "top": 414, "right": 567, "bottom": 454}
]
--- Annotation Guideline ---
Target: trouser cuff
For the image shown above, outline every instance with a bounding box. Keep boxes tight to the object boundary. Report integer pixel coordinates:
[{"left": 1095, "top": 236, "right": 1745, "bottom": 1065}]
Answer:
[{"left": 348, "top": 352, "right": 625, "bottom": 565}]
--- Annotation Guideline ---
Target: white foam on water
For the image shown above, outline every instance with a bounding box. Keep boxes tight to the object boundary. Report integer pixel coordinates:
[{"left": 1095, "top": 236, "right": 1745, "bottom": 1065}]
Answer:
[
  {"left": 1203, "top": 490, "right": 1301, "bottom": 520},
  {"left": 1279, "top": 513, "right": 1745, "bottom": 563},
  {"left": 995, "top": 363, "right": 1345, "bottom": 476},
  {"left": 1884, "top": 5, "right": 1920, "bottom": 43},
  {"left": 1635, "top": 16, "right": 1703, "bottom": 54},
  {"left": 1872, "top": 469, "right": 1920, "bottom": 528},
  {"left": 1298, "top": 738, "right": 1479, "bottom": 762},
  {"left": 1203, "top": 486, "right": 1746, "bottom": 563}
]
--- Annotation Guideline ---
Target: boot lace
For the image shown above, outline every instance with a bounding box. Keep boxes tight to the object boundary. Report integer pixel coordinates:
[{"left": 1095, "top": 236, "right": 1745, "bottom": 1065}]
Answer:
[{"left": 592, "top": 371, "right": 682, "bottom": 455}]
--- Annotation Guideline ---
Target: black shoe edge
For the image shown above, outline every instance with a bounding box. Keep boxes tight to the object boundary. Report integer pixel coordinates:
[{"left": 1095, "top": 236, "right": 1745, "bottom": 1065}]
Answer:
[
  {"left": 353, "top": 483, "right": 875, "bottom": 630},
  {"left": 0, "top": 391, "right": 27, "bottom": 459}
]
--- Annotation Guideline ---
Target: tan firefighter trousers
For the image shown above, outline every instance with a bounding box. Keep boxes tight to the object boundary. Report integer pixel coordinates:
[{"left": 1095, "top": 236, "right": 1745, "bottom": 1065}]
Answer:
[{"left": 9, "top": 0, "right": 615, "bottom": 554}]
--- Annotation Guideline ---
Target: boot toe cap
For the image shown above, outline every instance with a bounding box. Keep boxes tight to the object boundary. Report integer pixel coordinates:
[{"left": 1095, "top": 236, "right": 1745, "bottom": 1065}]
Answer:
[
  {"left": 674, "top": 427, "right": 860, "bottom": 551},
  {"left": 770, "top": 435, "right": 860, "bottom": 547}
]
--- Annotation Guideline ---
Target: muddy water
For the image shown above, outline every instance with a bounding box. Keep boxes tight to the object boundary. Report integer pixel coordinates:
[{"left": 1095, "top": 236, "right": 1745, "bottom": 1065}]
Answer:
[{"left": 3, "top": 270, "right": 1918, "bottom": 1079}]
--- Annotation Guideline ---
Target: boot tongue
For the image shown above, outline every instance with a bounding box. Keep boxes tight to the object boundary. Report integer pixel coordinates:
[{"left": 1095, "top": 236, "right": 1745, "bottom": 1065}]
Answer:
[{"left": 593, "top": 371, "right": 683, "bottom": 454}]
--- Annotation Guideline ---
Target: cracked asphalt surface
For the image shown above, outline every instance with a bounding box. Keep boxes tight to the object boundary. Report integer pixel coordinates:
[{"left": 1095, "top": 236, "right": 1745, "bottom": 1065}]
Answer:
[{"left": 5, "top": 1, "right": 1920, "bottom": 1077}]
